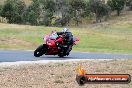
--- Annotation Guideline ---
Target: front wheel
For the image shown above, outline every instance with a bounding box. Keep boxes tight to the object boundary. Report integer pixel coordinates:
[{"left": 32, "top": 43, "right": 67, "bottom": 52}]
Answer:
[{"left": 34, "top": 45, "right": 46, "bottom": 57}]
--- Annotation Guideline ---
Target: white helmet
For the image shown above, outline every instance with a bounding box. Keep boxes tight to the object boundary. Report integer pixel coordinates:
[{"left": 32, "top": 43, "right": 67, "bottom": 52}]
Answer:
[{"left": 62, "top": 28, "right": 69, "bottom": 33}]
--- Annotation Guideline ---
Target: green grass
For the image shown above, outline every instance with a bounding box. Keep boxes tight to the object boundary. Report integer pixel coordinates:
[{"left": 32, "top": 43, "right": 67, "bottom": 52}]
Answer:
[
  {"left": 72, "top": 26, "right": 132, "bottom": 54},
  {"left": 0, "top": 22, "right": 132, "bottom": 54}
]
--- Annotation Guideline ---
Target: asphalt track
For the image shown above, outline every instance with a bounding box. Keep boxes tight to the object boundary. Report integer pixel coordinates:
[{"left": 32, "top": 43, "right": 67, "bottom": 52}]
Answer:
[{"left": 0, "top": 50, "right": 132, "bottom": 62}]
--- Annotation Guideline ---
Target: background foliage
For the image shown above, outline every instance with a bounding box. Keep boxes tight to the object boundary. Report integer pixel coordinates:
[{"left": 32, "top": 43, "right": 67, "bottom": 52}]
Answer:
[{"left": 0, "top": 0, "right": 131, "bottom": 26}]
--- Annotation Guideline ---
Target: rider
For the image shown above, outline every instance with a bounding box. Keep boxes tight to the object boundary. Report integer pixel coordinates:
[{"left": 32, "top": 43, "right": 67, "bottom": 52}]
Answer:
[
  {"left": 59, "top": 28, "right": 73, "bottom": 45},
  {"left": 56, "top": 28, "right": 73, "bottom": 55}
]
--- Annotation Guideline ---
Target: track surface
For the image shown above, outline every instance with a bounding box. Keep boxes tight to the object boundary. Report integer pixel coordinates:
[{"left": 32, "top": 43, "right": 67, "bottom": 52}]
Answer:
[{"left": 0, "top": 50, "right": 132, "bottom": 62}]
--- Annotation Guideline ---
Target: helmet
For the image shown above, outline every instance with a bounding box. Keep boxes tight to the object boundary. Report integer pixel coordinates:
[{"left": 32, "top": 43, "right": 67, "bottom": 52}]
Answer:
[{"left": 62, "top": 28, "right": 69, "bottom": 33}]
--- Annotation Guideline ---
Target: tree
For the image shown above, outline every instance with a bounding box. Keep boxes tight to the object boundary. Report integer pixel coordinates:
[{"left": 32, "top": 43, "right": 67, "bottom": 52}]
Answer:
[
  {"left": 0, "top": 5, "right": 3, "bottom": 16},
  {"left": 14, "top": 0, "right": 26, "bottom": 24},
  {"left": 126, "top": 0, "right": 132, "bottom": 10},
  {"left": 82, "top": 1, "right": 92, "bottom": 18},
  {"left": 107, "top": 0, "right": 125, "bottom": 16},
  {"left": 126, "top": 0, "right": 131, "bottom": 6},
  {"left": 40, "top": 0, "right": 55, "bottom": 26},
  {"left": 53, "top": 0, "right": 71, "bottom": 26},
  {"left": 24, "top": 0, "right": 40, "bottom": 25},
  {"left": 1, "top": 0, "right": 26, "bottom": 24},
  {"left": 89, "top": 0, "right": 110, "bottom": 22},
  {"left": 69, "top": 0, "right": 86, "bottom": 26},
  {"left": 130, "top": 1, "right": 132, "bottom": 10},
  {"left": 43, "top": 10, "right": 54, "bottom": 26},
  {"left": 1, "top": 0, "right": 15, "bottom": 23}
]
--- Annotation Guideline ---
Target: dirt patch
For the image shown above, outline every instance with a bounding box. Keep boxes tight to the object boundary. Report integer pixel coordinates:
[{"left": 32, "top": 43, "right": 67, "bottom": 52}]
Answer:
[
  {"left": 0, "top": 59, "right": 131, "bottom": 88},
  {"left": 0, "top": 37, "right": 34, "bottom": 48}
]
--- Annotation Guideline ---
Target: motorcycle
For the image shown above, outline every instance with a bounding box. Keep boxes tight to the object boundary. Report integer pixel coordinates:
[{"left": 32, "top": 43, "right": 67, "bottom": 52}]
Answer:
[{"left": 34, "top": 32, "right": 79, "bottom": 57}]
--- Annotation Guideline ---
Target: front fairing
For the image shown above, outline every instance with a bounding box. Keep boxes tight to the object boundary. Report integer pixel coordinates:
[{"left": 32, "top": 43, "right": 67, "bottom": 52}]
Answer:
[
  {"left": 43, "top": 34, "right": 56, "bottom": 47},
  {"left": 44, "top": 34, "right": 50, "bottom": 43},
  {"left": 46, "top": 40, "right": 56, "bottom": 46}
]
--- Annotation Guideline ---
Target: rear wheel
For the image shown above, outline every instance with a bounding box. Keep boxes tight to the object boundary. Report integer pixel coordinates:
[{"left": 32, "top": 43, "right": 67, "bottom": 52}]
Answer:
[
  {"left": 34, "top": 45, "right": 46, "bottom": 57},
  {"left": 58, "top": 54, "right": 64, "bottom": 57},
  {"left": 58, "top": 51, "right": 65, "bottom": 57}
]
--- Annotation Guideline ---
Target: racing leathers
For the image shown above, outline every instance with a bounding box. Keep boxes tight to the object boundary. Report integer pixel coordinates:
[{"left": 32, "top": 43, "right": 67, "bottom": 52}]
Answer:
[{"left": 55, "top": 31, "right": 73, "bottom": 55}]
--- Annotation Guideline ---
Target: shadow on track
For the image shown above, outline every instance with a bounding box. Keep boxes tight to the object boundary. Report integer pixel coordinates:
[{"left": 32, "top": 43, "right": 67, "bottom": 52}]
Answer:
[{"left": 35, "top": 56, "right": 74, "bottom": 60}]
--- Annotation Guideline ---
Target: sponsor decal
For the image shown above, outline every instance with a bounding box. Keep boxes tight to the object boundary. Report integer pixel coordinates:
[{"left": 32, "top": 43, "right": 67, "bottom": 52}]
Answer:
[{"left": 76, "top": 65, "right": 131, "bottom": 85}]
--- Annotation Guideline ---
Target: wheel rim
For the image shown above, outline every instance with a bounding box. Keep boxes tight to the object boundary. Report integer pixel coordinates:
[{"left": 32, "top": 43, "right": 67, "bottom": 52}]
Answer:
[{"left": 36, "top": 52, "right": 40, "bottom": 55}]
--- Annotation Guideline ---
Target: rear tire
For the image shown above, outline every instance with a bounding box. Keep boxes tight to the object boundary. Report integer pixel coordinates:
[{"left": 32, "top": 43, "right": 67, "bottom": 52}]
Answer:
[
  {"left": 58, "top": 53, "right": 65, "bottom": 57},
  {"left": 34, "top": 45, "right": 46, "bottom": 57}
]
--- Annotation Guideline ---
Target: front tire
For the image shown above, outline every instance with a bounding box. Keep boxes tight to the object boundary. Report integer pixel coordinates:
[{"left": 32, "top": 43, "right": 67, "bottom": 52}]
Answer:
[{"left": 34, "top": 45, "right": 45, "bottom": 57}]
